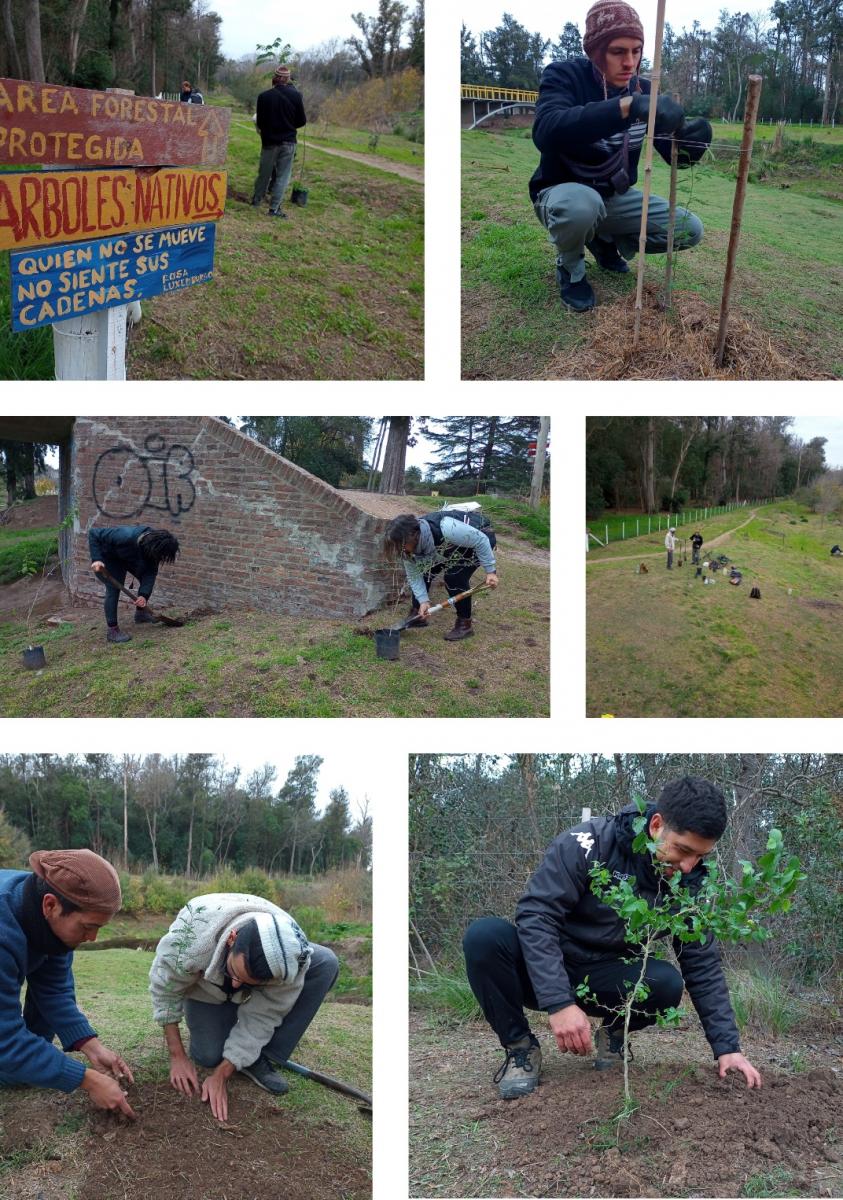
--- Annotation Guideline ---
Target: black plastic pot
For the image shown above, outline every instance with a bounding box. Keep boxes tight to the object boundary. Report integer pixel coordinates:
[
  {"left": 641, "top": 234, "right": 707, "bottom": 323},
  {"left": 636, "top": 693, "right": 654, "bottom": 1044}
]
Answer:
[
  {"left": 22, "top": 645, "right": 46, "bottom": 670},
  {"left": 374, "top": 628, "right": 400, "bottom": 660},
  {"left": 291, "top": 186, "right": 309, "bottom": 207}
]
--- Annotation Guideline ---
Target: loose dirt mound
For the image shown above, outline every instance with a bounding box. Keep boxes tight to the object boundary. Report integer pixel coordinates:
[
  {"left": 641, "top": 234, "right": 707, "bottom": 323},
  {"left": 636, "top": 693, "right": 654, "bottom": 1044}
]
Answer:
[
  {"left": 0, "top": 570, "right": 68, "bottom": 618},
  {"left": 553, "top": 285, "right": 833, "bottom": 380},
  {"left": 0, "top": 496, "right": 58, "bottom": 529}
]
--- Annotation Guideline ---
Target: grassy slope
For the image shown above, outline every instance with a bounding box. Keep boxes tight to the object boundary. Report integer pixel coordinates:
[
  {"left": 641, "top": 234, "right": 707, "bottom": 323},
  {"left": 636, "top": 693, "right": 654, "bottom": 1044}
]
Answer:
[
  {"left": 587, "top": 504, "right": 774, "bottom": 560},
  {"left": 302, "top": 122, "right": 424, "bottom": 168},
  {"left": 587, "top": 505, "right": 843, "bottom": 717},
  {"left": 462, "top": 129, "right": 843, "bottom": 379},
  {"left": 0, "top": 527, "right": 58, "bottom": 584}
]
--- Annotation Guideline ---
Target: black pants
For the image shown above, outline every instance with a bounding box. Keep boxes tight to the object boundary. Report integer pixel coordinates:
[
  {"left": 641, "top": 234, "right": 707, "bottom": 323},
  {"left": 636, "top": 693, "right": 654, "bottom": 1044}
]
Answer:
[
  {"left": 411, "top": 532, "right": 497, "bottom": 619},
  {"left": 101, "top": 554, "right": 151, "bottom": 626},
  {"left": 463, "top": 916, "right": 683, "bottom": 1048}
]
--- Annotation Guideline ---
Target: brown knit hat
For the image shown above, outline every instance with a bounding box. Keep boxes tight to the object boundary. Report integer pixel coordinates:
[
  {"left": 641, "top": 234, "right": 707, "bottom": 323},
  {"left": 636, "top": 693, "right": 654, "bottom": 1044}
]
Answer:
[
  {"left": 30, "top": 850, "right": 122, "bottom": 913},
  {"left": 583, "top": 0, "right": 645, "bottom": 71}
]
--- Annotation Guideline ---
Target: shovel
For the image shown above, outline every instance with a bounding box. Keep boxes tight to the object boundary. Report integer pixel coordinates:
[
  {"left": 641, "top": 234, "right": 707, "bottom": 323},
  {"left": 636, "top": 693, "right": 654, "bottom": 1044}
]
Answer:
[
  {"left": 92, "top": 565, "right": 184, "bottom": 627},
  {"left": 281, "top": 1059, "right": 372, "bottom": 1114},
  {"left": 374, "top": 583, "right": 490, "bottom": 660}
]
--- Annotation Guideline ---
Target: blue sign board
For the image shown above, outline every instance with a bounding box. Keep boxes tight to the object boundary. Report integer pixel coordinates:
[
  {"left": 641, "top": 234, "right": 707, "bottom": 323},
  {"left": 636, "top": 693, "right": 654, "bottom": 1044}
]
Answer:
[{"left": 10, "top": 221, "right": 216, "bottom": 331}]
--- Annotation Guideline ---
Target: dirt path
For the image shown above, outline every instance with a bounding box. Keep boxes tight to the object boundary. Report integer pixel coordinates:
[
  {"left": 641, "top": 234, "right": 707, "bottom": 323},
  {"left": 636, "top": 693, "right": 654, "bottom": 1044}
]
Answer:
[
  {"left": 587, "top": 509, "right": 759, "bottom": 564},
  {"left": 307, "top": 141, "right": 423, "bottom": 183}
]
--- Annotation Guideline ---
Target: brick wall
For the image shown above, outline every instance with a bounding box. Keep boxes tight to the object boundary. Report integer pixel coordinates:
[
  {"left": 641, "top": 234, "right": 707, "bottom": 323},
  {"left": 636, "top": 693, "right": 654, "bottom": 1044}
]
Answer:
[{"left": 68, "top": 416, "right": 397, "bottom": 617}]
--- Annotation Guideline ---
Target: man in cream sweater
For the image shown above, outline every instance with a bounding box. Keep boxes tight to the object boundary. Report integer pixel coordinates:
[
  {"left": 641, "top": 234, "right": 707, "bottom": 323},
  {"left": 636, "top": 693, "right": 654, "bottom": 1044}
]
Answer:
[{"left": 149, "top": 893, "right": 338, "bottom": 1120}]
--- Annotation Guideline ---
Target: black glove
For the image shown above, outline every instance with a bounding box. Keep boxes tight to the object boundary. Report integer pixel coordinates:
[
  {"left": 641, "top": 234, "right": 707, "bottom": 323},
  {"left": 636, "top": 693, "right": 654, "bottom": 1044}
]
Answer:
[
  {"left": 676, "top": 117, "right": 713, "bottom": 165},
  {"left": 629, "top": 92, "right": 685, "bottom": 136}
]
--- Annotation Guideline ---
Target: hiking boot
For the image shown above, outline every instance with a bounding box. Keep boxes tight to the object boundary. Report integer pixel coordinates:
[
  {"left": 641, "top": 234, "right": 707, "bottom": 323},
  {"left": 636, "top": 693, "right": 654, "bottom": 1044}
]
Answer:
[
  {"left": 443, "top": 617, "right": 473, "bottom": 641},
  {"left": 106, "top": 627, "right": 132, "bottom": 644},
  {"left": 556, "top": 262, "right": 595, "bottom": 313},
  {"left": 405, "top": 606, "right": 429, "bottom": 629},
  {"left": 240, "top": 1055, "right": 289, "bottom": 1096},
  {"left": 134, "top": 607, "right": 157, "bottom": 624},
  {"left": 586, "top": 237, "right": 630, "bottom": 273},
  {"left": 594, "top": 1025, "right": 633, "bottom": 1071},
  {"left": 268, "top": 208, "right": 288, "bottom": 219},
  {"left": 493, "top": 1035, "right": 542, "bottom": 1100}
]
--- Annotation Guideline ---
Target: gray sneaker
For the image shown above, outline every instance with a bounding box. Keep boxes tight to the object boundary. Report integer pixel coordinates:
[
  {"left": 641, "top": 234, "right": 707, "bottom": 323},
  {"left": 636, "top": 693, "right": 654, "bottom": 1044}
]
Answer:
[
  {"left": 594, "top": 1025, "right": 632, "bottom": 1071},
  {"left": 493, "top": 1035, "right": 541, "bottom": 1099},
  {"left": 106, "top": 627, "right": 132, "bottom": 644},
  {"left": 240, "top": 1055, "right": 289, "bottom": 1095}
]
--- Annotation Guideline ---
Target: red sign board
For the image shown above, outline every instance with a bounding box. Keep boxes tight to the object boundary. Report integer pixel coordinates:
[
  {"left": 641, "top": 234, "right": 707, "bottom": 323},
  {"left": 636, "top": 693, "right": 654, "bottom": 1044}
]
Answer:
[{"left": 0, "top": 77, "right": 230, "bottom": 168}]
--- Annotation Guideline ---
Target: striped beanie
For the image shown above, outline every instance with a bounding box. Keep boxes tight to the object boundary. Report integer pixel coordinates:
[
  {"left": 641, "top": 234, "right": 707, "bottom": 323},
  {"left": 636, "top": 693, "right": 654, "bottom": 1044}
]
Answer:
[{"left": 583, "top": 1, "right": 645, "bottom": 71}]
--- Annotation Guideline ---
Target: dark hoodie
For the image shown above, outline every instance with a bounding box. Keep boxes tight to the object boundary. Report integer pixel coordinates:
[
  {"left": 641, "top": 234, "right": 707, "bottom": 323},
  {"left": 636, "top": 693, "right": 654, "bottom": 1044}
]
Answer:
[
  {"left": 515, "top": 802, "right": 741, "bottom": 1058},
  {"left": 530, "top": 57, "right": 708, "bottom": 202}
]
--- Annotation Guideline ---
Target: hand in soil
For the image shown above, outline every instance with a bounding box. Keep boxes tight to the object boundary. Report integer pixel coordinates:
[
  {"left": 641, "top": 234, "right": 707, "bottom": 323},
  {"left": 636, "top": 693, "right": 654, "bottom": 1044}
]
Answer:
[
  {"left": 718, "top": 1051, "right": 762, "bottom": 1088},
  {"left": 201, "top": 1072, "right": 229, "bottom": 1121},
  {"left": 84, "top": 1039, "right": 135, "bottom": 1084},
  {"left": 81, "top": 1068, "right": 138, "bottom": 1119},
  {"left": 170, "top": 1054, "right": 201, "bottom": 1097},
  {"left": 548, "top": 1005, "right": 592, "bottom": 1055}
]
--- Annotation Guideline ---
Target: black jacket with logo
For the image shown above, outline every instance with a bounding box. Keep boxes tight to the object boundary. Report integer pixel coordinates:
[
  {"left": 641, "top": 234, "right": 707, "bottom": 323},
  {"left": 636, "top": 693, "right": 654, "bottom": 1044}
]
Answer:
[{"left": 515, "top": 802, "right": 741, "bottom": 1057}]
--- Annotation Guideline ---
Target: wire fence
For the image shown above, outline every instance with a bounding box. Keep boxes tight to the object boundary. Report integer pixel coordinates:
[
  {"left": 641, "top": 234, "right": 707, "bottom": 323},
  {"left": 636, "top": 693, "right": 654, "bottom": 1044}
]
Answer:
[{"left": 586, "top": 498, "right": 773, "bottom": 546}]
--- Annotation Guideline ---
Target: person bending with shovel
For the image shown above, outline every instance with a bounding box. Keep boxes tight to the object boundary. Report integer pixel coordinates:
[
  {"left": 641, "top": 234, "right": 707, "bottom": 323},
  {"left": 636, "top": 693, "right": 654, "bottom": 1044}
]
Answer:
[
  {"left": 88, "top": 525, "right": 180, "bottom": 644},
  {"left": 531, "top": 0, "right": 712, "bottom": 313},
  {"left": 384, "top": 511, "right": 498, "bottom": 641}
]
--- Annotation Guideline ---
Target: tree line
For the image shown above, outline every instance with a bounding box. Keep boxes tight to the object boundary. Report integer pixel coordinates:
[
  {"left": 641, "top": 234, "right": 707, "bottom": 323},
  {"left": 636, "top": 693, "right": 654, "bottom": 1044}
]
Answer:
[
  {"left": 410, "top": 753, "right": 842, "bottom": 989},
  {"left": 462, "top": 4, "right": 841, "bottom": 123},
  {"left": 0, "top": 754, "right": 372, "bottom": 878},
  {"left": 586, "top": 416, "right": 829, "bottom": 517}
]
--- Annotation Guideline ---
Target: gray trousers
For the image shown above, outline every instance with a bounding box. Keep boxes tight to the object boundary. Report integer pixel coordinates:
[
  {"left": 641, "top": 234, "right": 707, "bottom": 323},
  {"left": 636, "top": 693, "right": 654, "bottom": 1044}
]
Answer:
[
  {"left": 534, "top": 183, "right": 703, "bottom": 282},
  {"left": 185, "top": 943, "right": 338, "bottom": 1070},
  {"left": 667, "top": 549, "right": 674, "bottom": 569},
  {"left": 252, "top": 141, "right": 297, "bottom": 211}
]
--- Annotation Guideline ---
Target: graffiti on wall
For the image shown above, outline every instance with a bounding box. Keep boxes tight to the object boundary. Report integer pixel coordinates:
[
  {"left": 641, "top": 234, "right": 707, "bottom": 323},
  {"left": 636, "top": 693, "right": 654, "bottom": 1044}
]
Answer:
[{"left": 92, "top": 434, "right": 196, "bottom": 519}]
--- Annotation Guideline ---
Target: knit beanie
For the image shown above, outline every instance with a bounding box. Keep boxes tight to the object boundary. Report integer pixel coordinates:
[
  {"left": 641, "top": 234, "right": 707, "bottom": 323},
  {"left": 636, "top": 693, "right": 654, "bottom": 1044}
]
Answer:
[
  {"left": 583, "top": 0, "right": 645, "bottom": 72},
  {"left": 249, "top": 911, "right": 307, "bottom": 981},
  {"left": 30, "top": 849, "right": 122, "bottom": 913}
]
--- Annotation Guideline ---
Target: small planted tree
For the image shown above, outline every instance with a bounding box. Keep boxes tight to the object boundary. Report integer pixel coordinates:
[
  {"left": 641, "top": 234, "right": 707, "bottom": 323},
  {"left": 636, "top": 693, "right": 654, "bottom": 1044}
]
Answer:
[{"left": 576, "top": 798, "right": 805, "bottom": 1117}]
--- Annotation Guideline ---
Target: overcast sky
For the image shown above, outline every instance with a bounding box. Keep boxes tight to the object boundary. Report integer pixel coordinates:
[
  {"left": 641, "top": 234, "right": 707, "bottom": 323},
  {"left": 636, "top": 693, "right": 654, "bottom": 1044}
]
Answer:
[
  {"left": 791, "top": 417, "right": 843, "bottom": 470},
  {"left": 209, "top": 0, "right": 368, "bottom": 61},
  {"left": 206, "top": 753, "right": 379, "bottom": 818}
]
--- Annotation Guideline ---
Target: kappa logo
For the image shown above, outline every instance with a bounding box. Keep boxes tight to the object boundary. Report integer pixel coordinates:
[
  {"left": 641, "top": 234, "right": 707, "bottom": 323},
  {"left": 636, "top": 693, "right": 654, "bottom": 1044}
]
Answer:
[
  {"left": 572, "top": 831, "right": 595, "bottom": 857},
  {"left": 612, "top": 870, "right": 632, "bottom": 882}
]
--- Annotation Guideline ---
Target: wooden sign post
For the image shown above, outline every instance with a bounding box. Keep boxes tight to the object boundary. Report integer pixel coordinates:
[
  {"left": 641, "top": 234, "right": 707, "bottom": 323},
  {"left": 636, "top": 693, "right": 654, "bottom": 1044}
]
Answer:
[{"left": 0, "top": 77, "right": 230, "bottom": 380}]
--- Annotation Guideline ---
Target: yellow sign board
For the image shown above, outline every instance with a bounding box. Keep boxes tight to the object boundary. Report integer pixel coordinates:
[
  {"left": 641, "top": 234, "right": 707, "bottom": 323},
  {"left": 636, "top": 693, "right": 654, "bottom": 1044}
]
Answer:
[{"left": 0, "top": 167, "right": 226, "bottom": 251}]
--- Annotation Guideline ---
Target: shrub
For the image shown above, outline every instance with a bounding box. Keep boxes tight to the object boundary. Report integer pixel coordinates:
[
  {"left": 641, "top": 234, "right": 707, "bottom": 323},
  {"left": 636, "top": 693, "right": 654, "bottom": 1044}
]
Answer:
[
  {"left": 235, "top": 867, "right": 276, "bottom": 901},
  {"left": 0, "top": 808, "right": 30, "bottom": 869},
  {"left": 729, "top": 967, "right": 807, "bottom": 1035},
  {"left": 143, "top": 875, "right": 189, "bottom": 914},
  {"left": 409, "top": 970, "right": 482, "bottom": 1022},
  {"left": 118, "top": 873, "right": 145, "bottom": 916}
]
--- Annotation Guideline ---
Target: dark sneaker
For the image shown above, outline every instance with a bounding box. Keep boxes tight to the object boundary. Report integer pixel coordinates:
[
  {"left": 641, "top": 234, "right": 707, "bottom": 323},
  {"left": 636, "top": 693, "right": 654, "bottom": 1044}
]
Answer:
[
  {"left": 587, "top": 238, "right": 630, "bottom": 273},
  {"left": 106, "top": 627, "right": 132, "bottom": 644},
  {"left": 240, "top": 1055, "right": 289, "bottom": 1095},
  {"left": 134, "top": 607, "right": 157, "bottom": 624},
  {"left": 556, "top": 262, "right": 595, "bottom": 313},
  {"left": 493, "top": 1035, "right": 542, "bottom": 1100},
  {"left": 268, "top": 209, "right": 288, "bottom": 219},
  {"left": 594, "top": 1025, "right": 633, "bottom": 1071}
]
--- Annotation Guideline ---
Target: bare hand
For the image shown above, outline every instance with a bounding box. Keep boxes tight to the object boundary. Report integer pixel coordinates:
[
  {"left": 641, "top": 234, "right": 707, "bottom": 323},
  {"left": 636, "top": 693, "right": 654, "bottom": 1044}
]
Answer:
[
  {"left": 135, "top": 596, "right": 147, "bottom": 608},
  {"left": 170, "top": 1054, "right": 201, "bottom": 1097},
  {"left": 485, "top": 572, "right": 499, "bottom": 589},
  {"left": 84, "top": 1040, "right": 135, "bottom": 1084},
  {"left": 418, "top": 602, "right": 431, "bottom": 618},
  {"left": 549, "top": 1005, "right": 593, "bottom": 1056},
  {"left": 201, "top": 1072, "right": 229, "bottom": 1121},
  {"left": 91, "top": 561, "right": 105, "bottom": 573},
  {"left": 81, "top": 1069, "right": 137, "bottom": 1119},
  {"left": 718, "top": 1052, "right": 761, "bottom": 1088}
]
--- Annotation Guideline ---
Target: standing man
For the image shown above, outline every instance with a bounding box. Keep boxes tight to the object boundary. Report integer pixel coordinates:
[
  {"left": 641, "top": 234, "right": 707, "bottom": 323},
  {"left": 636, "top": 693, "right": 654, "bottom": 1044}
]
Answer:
[
  {"left": 530, "top": 0, "right": 712, "bottom": 312},
  {"left": 463, "top": 778, "right": 761, "bottom": 1099},
  {"left": 252, "top": 65, "right": 307, "bottom": 219},
  {"left": 150, "top": 893, "right": 338, "bottom": 1121},
  {"left": 691, "top": 530, "right": 704, "bottom": 565},
  {"left": 89, "top": 524, "right": 180, "bottom": 644},
  {"left": 665, "top": 526, "right": 676, "bottom": 569},
  {"left": 0, "top": 850, "right": 136, "bottom": 1117}
]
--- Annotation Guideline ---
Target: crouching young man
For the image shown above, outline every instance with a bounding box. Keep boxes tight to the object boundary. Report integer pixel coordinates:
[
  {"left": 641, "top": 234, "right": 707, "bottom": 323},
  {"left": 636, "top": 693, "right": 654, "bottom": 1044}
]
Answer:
[
  {"left": 149, "top": 893, "right": 338, "bottom": 1121},
  {"left": 463, "top": 777, "right": 761, "bottom": 1099}
]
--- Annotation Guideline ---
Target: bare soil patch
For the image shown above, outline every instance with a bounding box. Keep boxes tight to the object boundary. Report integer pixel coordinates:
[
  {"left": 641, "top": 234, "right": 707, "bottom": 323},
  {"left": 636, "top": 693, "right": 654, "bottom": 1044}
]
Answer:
[
  {"left": 0, "top": 570, "right": 68, "bottom": 619},
  {"left": 0, "top": 497, "right": 58, "bottom": 529}
]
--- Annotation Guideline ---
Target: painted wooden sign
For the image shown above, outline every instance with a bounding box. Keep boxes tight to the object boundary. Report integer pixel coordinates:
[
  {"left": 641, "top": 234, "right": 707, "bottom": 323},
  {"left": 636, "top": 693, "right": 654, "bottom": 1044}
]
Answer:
[
  {"left": 10, "top": 222, "right": 217, "bottom": 330},
  {"left": 0, "top": 167, "right": 226, "bottom": 251},
  {"left": 0, "top": 78, "right": 230, "bottom": 167}
]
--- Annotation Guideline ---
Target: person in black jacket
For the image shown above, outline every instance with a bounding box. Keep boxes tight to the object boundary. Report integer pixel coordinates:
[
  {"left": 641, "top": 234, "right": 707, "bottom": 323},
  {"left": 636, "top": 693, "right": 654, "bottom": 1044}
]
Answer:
[
  {"left": 463, "top": 777, "right": 761, "bottom": 1099},
  {"left": 252, "top": 65, "right": 307, "bottom": 218},
  {"left": 88, "top": 525, "right": 180, "bottom": 644},
  {"left": 531, "top": 0, "right": 712, "bottom": 312}
]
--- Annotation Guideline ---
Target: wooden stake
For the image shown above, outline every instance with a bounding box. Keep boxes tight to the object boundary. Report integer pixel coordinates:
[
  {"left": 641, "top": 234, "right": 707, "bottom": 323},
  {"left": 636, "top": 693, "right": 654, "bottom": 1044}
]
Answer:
[
  {"left": 714, "top": 75, "right": 763, "bottom": 367},
  {"left": 664, "top": 92, "right": 681, "bottom": 309},
  {"left": 633, "top": 0, "right": 668, "bottom": 344}
]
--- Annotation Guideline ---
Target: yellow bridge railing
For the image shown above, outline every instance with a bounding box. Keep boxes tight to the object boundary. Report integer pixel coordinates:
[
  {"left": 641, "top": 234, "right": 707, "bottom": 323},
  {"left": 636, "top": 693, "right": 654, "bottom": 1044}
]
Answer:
[{"left": 461, "top": 85, "right": 538, "bottom": 103}]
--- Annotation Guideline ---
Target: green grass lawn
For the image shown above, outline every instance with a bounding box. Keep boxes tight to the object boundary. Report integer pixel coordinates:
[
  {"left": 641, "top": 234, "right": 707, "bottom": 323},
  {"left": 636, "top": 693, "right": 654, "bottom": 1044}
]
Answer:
[
  {"left": 0, "top": 527, "right": 58, "bottom": 584},
  {"left": 587, "top": 504, "right": 843, "bottom": 717},
  {"left": 587, "top": 503, "right": 776, "bottom": 558},
  {"left": 462, "top": 128, "right": 843, "bottom": 379}
]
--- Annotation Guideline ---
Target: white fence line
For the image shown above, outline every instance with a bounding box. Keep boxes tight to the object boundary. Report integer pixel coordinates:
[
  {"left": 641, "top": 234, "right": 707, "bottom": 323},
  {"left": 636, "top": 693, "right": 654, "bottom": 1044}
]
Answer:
[{"left": 588, "top": 498, "right": 775, "bottom": 548}]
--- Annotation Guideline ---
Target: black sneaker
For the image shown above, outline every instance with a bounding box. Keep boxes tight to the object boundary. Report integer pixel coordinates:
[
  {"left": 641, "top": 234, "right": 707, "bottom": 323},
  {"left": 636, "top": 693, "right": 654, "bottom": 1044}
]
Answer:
[
  {"left": 587, "top": 237, "right": 630, "bottom": 274},
  {"left": 268, "top": 209, "right": 288, "bottom": 219},
  {"left": 106, "top": 627, "right": 132, "bottom": 644},
  {"left": 493, "top": 1035, "right": 542, "bottom": 1099},
  {"left": 558, "top": 268, "right": 596, "bottom": 313},
  {"left": 240, "top": 1055, "right": 289, "bottom": 1095}
]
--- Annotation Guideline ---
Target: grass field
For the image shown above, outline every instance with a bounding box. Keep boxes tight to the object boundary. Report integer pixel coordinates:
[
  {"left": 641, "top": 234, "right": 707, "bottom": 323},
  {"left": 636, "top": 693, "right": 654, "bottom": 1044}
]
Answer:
[
  {"left": 587, "top": 503, "right": 843, "bottom": 717},
  {"left": 0, "top": 526, "right": 58, "bottom": 584},
  {"left": 0, "top": 118, "right": 423, "bottom": 381},
  {"left": 462, "top": 128, "right": 843, "bottom": 379},
  {"left": 587, "top": 503, "right": 761, "bottom": 548}
]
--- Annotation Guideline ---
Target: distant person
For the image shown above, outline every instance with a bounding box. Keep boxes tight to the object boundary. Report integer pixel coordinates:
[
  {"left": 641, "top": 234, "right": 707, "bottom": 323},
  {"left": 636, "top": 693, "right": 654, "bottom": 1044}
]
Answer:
[
  {"left": 89, "top": 525, "right": 180, "bottom": 644},
  {"left": 0, "top": 850, "right": 136, "bottom": 1118},
  {"left": 665, "top": 526, "right": 676, "bottom": 569},
  {"left": 252, "top": 65, "right": 307, "bottom": 219},
  {"left": 690, "top": 531, "right": 704, "bottom": 564},
  {"left": 383, "top": 510, "right": 499, "bottom": 642},
  {"left": 530, "top": 0, "right": 712, "bottom": 312},
  {"left": 149, "top": 894, "right": 338, "bottom": 1121},
  {"left": 180, "top": 80, "right": 200, "bottom": 103}
]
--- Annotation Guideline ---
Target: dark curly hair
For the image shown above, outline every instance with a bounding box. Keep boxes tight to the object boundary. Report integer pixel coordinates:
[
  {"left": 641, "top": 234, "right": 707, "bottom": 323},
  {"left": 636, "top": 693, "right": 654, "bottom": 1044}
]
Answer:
[
  {"left": 140, "top": 529, "right": 180, "bottom": 565},
  {"left": 654, "top": 776, "right": 728, "bottom": 840},
  {"left": 383, "top": 514, "right": 421, "bottom": 560}
]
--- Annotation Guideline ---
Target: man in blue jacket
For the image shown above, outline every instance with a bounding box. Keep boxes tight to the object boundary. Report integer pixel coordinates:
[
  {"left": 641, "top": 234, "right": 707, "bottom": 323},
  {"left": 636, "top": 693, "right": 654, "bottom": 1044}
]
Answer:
[
  {"left": 88, "top": 525, "right": 180, "bottom": 644},
  {"left": 531, "top": 0, "right": 712, "bottom": 312},
  {"left": 0, "top": 850, "right": 136, "bottom": 1117},
  {"left": 464, "top": 777, "right": 761, "bottom": 1099}
]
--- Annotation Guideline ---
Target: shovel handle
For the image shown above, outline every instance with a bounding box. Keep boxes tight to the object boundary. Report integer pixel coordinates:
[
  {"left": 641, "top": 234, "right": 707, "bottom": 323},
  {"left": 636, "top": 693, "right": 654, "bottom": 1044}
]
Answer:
[
  {"left": 93, "top": 564, "right": 143, "bottom": 605},
  {"left": 426, "top": 582, "right": 489, "bottom": 618}
]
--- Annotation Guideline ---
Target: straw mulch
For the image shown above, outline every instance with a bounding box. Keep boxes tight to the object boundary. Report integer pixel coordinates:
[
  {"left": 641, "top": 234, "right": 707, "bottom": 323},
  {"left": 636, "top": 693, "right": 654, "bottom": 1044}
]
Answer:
[{"left": 553, "top": 285, "right": 832, "bottom": 380}]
